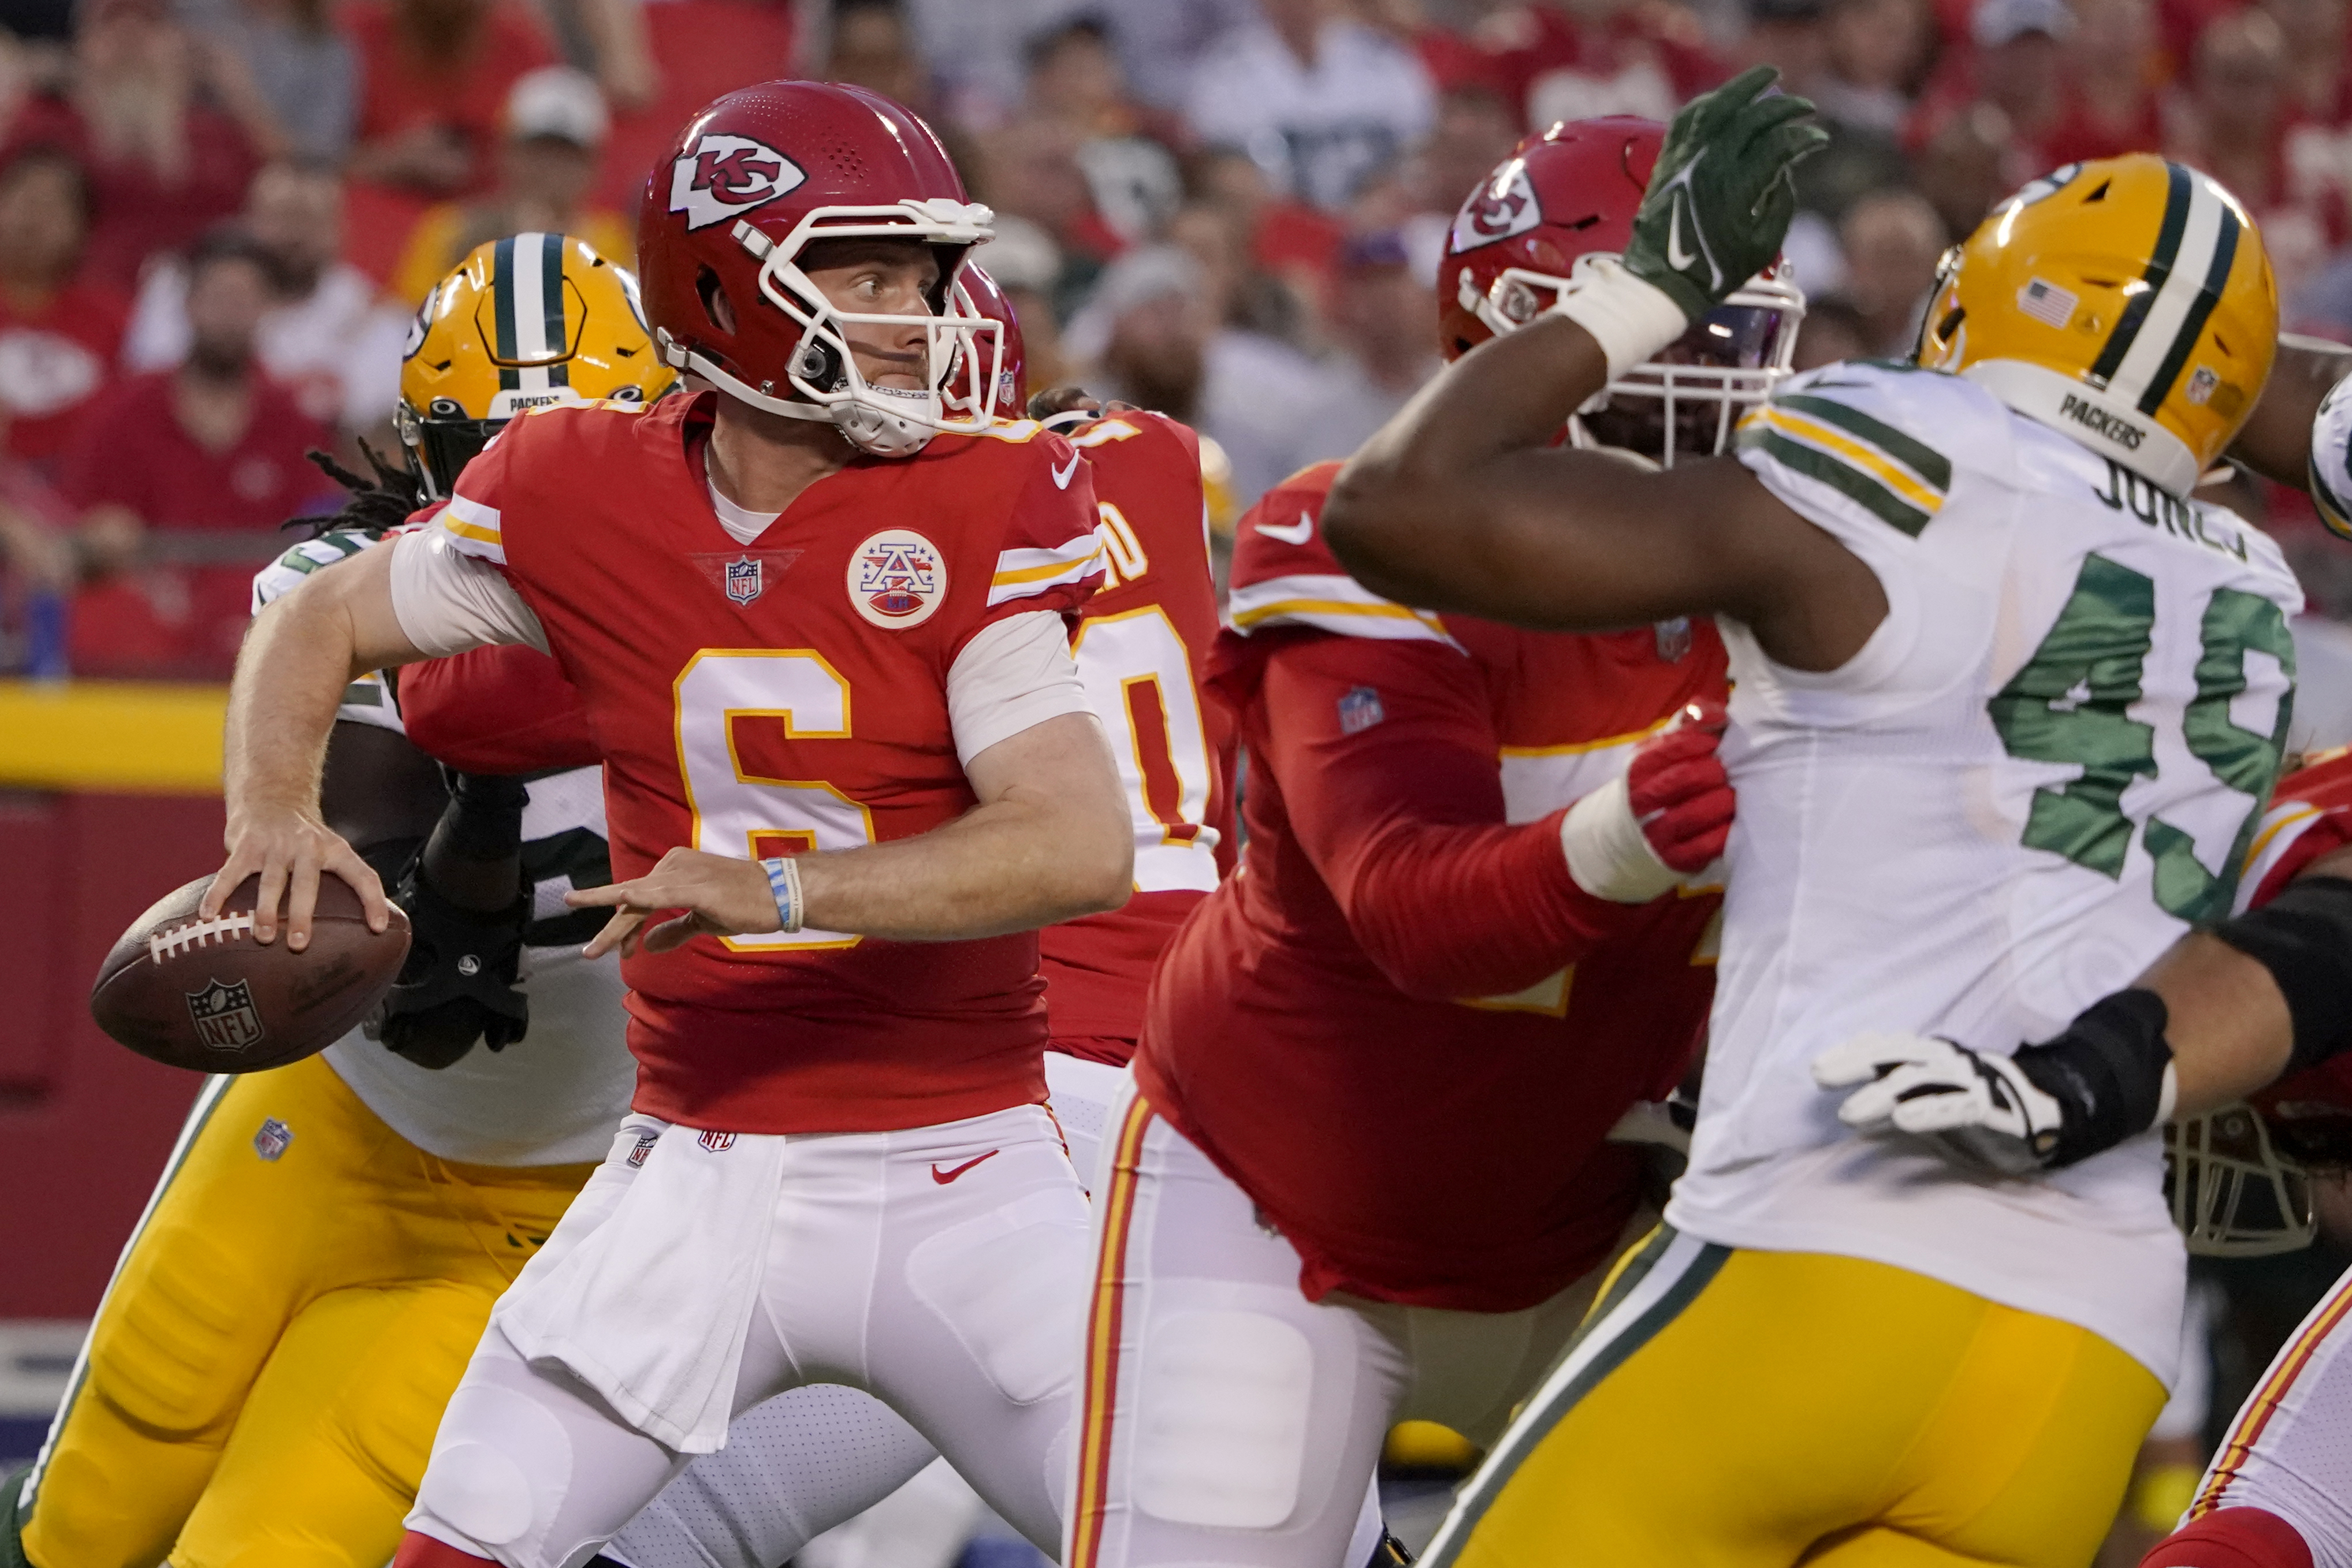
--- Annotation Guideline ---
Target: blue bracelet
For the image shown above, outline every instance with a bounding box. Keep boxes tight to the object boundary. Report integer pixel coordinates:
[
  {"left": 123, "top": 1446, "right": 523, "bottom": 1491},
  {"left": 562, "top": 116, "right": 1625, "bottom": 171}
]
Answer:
[{"left": 759, "top": 856, "right": 803, "bottom": 934}]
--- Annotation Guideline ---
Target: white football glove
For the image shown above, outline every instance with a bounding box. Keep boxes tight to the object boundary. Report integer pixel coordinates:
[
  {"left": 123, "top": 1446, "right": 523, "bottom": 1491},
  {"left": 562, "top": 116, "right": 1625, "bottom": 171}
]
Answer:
[{"left": 1810, "top": 1032, "right": 2067, "bottom": 1178}]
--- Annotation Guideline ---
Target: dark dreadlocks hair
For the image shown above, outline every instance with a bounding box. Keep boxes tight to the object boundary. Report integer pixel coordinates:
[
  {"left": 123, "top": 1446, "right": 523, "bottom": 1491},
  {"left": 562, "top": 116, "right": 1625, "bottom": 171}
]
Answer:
[{"left": 282, "top": 441, "right": 427, "bottom": 541}]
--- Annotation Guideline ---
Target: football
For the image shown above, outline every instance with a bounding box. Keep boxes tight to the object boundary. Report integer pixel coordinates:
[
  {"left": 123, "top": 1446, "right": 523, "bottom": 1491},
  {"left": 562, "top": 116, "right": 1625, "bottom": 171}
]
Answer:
[{"left": 89, "top": 873, "right": 412, "bottom": 1074}]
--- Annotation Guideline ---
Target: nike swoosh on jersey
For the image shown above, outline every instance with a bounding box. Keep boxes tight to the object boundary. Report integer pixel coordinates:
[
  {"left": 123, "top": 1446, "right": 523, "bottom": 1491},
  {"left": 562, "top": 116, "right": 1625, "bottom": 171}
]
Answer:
[
  {"left": 1051, "top": 453, "right": 1081, "bottom": 489},
  {"left": 931, "top": 1149, "right": 1001, "bottom": 1184},
  {"left": 1256, "top": 512, "right": 1315, "bottom": 545}
]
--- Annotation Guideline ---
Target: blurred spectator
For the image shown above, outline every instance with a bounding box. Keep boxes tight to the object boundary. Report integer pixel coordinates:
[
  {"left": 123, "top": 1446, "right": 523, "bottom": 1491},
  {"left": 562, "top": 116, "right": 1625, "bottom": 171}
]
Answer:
[
  {"left": 2266, "top": 0, "right": 2351, "bottom": 123},
  {"left": 2167, "top": 8, "right": 2336, "bottom": 293},
  {"left": 1972, "top": 0, "right": 2072, "bottom": 180},
  {"left": 1103, "top": 0, "right": 1260, "bottom": 113},
  {"left": 1728, "top": 0, "right": 1829, "bottom": 98},
  {"left": 984, "top": 113, "right": 1125, "bottom": 311},
  {"left": 1070, "top": 243, "right": 1329, "bottom": 504},
  {"left": 1167, "top": 196, "right": 1313, "bottom": 347},
  {"left": 123, "top": 160, "right": 408, "bottom": 430},
  {"left": 6, "top": 0, "right": 262, "bottom": 290},
  {"left": 1481, "top": 0, "right": 1728, "bottom": 129},
  {"left": 898, "top": 0, "right": 1090, "bottom": 124},
  {"left": 1292, "top": 229, "right": 1441, "bottom": 460},
  {"left": 0, "top": 144, "right": 129, "bottom": 468},
  {"left": 1789, "top": 294, "right": 1869, "bottom": 368},
  {"left": 1185, "top": 142, "right": 1349, "bottom": 302},
  {"left": 978, "top": 215, "right": 1076, "bottom": 391},
  {"left": 177, "top": 0, "right": 356, "bottom": 161},
  {"left": 1183, "top": 0, "right": 1438, "bottom": 213},
  {"left": 1026, "top": 17, "right": 1181, "bottom": 244},
  {"left": 389, "top": 65, "right": 628, "bottom": 306},
  {"left": 60, "top": 226, "right": 332, "bottom": 675},
  {"left": 1813, "top": 0, "right": 1925, "bottom": 136},
  {"left": 1834, "top": 188, "right": 1945, "bottom": 355},
  {"left": 344, "top": 0, "right": 556, "bottom": 196},
  {"left": 833, "top": 0, "right": 933, "bottom": 111},
  {"left": 1911, "top": 99, "right": 2011, "bottom": 243},
  {"left": 2045, "top": 0, "right": 2163, "bottom": 163},
  {"left": 1393, "top": 83, "right": 1523, "bottom": 280},
  {"left": 0, "top": 408, "right": 77, "bottom": 668}
]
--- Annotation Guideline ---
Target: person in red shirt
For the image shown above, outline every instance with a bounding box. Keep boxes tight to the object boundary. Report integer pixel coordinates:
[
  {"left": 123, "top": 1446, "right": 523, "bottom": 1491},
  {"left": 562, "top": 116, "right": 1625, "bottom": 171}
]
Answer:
[
  {"left": 344, "top": 0, "right": 556, "bottom": 196},
  {"left": 206, "top": 82, "right": 1134, "bottom": 1568},
  {"left": 0, "top": 144, "right": 129, "bottom": 470},
  {"left": 6, "top": 0, "right": 261, "bottom": 291},
  {"left": 1062, "top": 116, "right": 1794, "bottom": 1568},
  {"left": 61, "top": 225, "right": 334, "bottom": 676}
]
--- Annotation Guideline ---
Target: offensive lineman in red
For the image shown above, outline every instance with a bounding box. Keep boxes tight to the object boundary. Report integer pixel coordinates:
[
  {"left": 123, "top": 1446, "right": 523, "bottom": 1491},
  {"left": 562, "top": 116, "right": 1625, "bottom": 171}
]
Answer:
[
  {"left": 202, "top": 83, "right": 1133, "bottom": 1568},
  {"left": 1063, "top": 118, "right": 1796, "bottom": 1568}
]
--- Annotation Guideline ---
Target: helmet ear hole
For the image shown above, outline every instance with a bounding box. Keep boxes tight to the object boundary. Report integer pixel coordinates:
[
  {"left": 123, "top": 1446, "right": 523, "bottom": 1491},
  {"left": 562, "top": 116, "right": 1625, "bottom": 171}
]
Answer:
[{"left": 696, "top": 267, "right": 737, "bottom": 335}]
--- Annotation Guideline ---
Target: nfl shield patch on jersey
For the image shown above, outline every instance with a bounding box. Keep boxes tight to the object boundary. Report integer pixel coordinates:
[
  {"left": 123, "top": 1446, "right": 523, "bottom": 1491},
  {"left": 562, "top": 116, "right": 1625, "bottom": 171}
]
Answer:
[{"left": 252, "top": 1117, "right": 293, "bottom": 1161}]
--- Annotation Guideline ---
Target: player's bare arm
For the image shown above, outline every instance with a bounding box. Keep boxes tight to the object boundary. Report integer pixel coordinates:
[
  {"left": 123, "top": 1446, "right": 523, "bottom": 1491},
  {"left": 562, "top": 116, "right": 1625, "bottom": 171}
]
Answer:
[
  {"left": 1321, "top": 70, "right": 1872, "bottom": 669},
  {"left": 2229, "top": 335, "right": 2352, "bottom": 485},
  {"left": 572, "top": 709, "right": 1132, "bottom": 956},
  {"left": 211, "top": 540, "right": 427, "bottom": 947}
]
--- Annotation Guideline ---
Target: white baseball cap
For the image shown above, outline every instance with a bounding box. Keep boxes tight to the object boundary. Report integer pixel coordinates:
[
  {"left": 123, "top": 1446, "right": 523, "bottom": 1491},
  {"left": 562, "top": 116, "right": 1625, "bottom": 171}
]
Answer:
[{"left": 506, "top": 66, "right": 610, "bottom": 148}]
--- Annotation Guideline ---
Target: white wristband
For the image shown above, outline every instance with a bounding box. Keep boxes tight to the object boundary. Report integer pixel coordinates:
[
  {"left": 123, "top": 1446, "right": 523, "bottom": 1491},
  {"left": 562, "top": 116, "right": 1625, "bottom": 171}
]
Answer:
[
  {"left": 1560, "top": 774, "right": 1679, "bottom": 904},
  {"left": 1544, "top": 258, "right": 1693, "bottom": 382},
  {"left": 760, "top": 856, "right": 804, "bottom": 934}
]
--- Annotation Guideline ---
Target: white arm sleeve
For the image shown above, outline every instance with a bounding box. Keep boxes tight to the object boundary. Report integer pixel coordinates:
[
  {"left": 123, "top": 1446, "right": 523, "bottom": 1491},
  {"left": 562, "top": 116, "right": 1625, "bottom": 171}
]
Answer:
[
  {"left": 947, "top": 610, "right": 1091, "bottom": 768},
  {"left": 388, "top": 527, "right": 550, "bottom": 657}
]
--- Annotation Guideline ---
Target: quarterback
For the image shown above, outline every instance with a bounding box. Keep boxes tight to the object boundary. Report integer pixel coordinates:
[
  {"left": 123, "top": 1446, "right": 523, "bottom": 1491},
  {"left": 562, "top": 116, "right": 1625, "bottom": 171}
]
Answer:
[
  {"left": 1326, "top": 67, "right": 2300, "bottom": 1568},
  {"left": 0, "top": 234, "right": 661, "bottom": 1568},
  {"left": 204, "top": 81, "right": 1130, "bottom": 1568},
  {"left": 1062, "top": 117, "right": 1750, "bottom": 1568}
]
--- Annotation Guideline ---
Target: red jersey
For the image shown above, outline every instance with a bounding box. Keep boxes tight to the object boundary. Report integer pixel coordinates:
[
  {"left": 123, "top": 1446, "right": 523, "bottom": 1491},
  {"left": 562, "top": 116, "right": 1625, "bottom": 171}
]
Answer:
[
  {"left": 345, "top": 0, "right": 555, "bottom": 180},
  {"left": 436, "top": 393, "right": 1104, "bottom": 1134},
  {"left": 1042, "top": 411, "right": 1235, "bottom": 1062},
  {"left": 59, "top": 371, "right": 336, "bottom": 529},
  {"left": 2239, "top": 748, "right": 2352, "bottom": 1127},
  {"left": 1133, "top": 461, "right": 1727, "bottom": 1314},
  {"left": 0, "top": 276, "right": 128, "bottom": 467}
]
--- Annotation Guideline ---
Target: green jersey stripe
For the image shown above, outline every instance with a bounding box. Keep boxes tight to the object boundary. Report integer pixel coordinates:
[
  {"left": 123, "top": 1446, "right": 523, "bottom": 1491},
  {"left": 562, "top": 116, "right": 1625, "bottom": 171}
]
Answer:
[
  {"left": 1739, "top": 426, "right": 1935, "bottom": 537},
  {"left": 1772, "top": 393, "right": 1952, "bottom": 491}
]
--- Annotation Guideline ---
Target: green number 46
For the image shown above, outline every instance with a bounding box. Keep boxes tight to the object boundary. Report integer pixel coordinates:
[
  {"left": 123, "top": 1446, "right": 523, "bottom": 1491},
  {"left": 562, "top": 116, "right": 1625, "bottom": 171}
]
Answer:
[{"left": 1988, "top": 552, "right": 2295, "bottom": 923}]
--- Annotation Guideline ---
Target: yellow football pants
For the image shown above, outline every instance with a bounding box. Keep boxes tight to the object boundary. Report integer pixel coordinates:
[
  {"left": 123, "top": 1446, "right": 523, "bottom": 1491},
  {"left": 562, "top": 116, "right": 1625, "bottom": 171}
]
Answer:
[
  {"left": 15, "top": 1053, "right": 594, "bottom": 1568},
  {"left": 1424, "top": 1228, "right": 2168, "bottom": 1568}
]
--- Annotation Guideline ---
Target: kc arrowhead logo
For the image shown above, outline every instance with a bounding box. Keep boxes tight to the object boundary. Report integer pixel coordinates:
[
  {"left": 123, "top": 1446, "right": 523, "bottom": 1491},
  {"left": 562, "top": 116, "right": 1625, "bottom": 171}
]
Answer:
[
  {"left": 1450, "top": 162, "right": 1542, "bottom": 253},
  {"left": 670, "top": 133, "right": 807, "bottom": 230}
]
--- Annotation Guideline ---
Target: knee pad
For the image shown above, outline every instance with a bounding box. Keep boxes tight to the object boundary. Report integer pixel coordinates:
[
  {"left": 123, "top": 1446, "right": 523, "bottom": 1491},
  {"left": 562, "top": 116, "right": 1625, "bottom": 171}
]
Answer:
[
  {"left": 414, "top": 1385, "right": 576, "bottom": 1555},
  {"left": 1131, "top": 1309, "right": 1313, "bottom": 1530},
  {"left": 2142, "top": 1508, "right": 2316, "bottom": 1568}
]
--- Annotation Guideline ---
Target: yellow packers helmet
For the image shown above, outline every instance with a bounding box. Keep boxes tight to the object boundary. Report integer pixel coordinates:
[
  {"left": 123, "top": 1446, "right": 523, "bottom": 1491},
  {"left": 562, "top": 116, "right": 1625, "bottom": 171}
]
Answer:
[
  {"left": 1914, "top": 156, "right": 2276, "bottom": 498},
  {"left": 398, "top": 232, "right": 677, "bottom": 498}
]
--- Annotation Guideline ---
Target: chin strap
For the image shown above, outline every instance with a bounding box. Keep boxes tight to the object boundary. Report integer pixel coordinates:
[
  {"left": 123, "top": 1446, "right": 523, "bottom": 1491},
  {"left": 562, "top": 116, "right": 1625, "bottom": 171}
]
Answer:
[{"left": 661, "top": 332, "right": 945, "bottom": 458}]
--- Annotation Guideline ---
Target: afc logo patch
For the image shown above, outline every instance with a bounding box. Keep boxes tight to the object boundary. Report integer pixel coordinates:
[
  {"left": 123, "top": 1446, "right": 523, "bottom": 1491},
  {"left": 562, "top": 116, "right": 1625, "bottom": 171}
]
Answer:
[
  {"left": 252, "top": 1117, "right": 293, "bottom": 1162},
  {"left": 725, "top": 554, "right": 764, "bottom": 605},
  {"left": 698, "top": 1129, "right": 738, "bottom": 1153},
  {"left": 187, "top": 978, "right": 265, "bottom": 1052},
  {"left": 669, "top": 132, "right": 807, "bottom": 230},
  {"left": 849, "top": 528, "right": 947, "bottom": 628},
  {"left": 1450, "top": 162, "right": 1542, "bottom": 252}
]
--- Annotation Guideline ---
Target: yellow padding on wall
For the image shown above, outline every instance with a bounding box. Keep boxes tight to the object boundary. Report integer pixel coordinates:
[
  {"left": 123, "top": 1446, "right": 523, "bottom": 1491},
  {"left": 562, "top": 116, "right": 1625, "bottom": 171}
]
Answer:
[{"left": 0, "top": 680, "right": 227, "bottom": 794}]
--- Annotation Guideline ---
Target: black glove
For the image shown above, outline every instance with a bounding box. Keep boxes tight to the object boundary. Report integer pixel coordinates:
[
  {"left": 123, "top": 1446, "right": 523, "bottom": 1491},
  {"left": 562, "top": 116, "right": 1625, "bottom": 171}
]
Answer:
[{"left": 376, "top": 853, "right": 531, "bottom": 1071}]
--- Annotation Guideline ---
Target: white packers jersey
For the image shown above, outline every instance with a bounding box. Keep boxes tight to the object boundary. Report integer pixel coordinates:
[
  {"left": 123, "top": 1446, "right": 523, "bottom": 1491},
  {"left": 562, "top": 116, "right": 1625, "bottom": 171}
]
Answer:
[
  {"left": 253, "top": 530, "right": 636, "bottom": 1166},
  {"left": 1666, "top": 360, "right": 2302, "bottom": 1383}
]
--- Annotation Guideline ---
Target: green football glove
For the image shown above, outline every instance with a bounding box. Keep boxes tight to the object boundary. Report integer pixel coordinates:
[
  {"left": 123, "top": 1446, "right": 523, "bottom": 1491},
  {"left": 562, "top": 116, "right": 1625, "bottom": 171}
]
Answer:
[{"left": 1624, "top": 65, "right": 1828, "bottom": 323}]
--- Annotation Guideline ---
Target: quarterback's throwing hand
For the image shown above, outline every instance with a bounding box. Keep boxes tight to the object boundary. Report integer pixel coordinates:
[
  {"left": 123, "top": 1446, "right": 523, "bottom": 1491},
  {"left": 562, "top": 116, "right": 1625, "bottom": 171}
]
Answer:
[
  {"left": 569, "top": 848, "right": 783, "bottom": 959},
  {"left": 1811, "top": 1032, "right": 2066, "bottom": 1178},
  {"left": 1560, "top": 699, "right": 1733, "bottom": 902}
]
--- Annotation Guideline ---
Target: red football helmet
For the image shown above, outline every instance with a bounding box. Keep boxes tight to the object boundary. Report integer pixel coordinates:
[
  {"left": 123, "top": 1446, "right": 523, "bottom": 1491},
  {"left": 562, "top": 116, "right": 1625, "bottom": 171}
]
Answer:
[
  {"left": 2167, "top": 1055, "right": 2352, "bottom": 1257},
  {"left": 637, "top": 79, "right": 1004, "bottom": 457},
  {"left": 946, "top": 261, "right": 1025, "bottom": 420},
  {"left": 1441, "top": 117, "right": 1804, "bottom": 468}
]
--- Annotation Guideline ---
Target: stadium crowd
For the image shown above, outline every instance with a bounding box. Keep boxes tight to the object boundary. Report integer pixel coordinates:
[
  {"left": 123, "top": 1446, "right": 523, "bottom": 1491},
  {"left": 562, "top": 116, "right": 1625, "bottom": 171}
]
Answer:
[
  {"left": 5, "top": 5, "right": 2352, "bottom": 1553},
  {"left": 12, "top": 0, "right": 2352, "bottom": 677}
]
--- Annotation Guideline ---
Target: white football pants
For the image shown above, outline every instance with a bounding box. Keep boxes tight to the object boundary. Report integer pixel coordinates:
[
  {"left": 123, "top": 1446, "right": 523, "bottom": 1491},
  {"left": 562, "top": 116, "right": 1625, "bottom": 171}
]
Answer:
[
  {"left": 2183, "top": 1259, "right": 2352, "bottom": 1565},
  {"left": 603, "top": 1058, "right": 1386, "bottom": 1568},
  {"left": 406, "top": 1102, "right": 1089, "bottom": 1568},
  {"left": 1064, "top": 1079, "right": 1607, "bottom": 1568}
]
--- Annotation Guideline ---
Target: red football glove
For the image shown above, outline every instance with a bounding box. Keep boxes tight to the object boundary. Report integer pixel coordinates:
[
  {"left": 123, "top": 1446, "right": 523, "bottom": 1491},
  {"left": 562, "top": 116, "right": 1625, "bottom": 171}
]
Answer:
[
  {"left": 1629, "top": 698, "right": 1733, "bottom": 874},
  {"left": 1560, "top": 699, "right": 1735, "bottom": 902}
]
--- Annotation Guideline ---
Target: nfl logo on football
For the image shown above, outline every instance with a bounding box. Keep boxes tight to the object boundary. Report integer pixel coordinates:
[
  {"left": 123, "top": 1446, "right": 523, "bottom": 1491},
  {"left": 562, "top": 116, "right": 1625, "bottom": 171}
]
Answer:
[
  {"left": 187, "top": 978, "right": 265, "bottom": 1051},
  {"left": 725, "top": 555, "right": 763, "bottom": 605}
]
